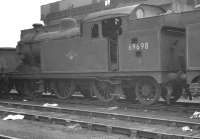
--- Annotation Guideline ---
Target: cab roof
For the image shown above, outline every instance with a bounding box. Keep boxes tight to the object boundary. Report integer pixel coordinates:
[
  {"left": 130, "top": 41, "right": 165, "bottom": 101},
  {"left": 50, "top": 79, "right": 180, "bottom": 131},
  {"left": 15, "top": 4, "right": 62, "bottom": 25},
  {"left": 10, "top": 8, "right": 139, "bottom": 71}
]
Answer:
[
  {"left": 84, "top": 4, "right": 139, "bottom": 22},
  {"left": 84, "top": 4, "right": 165, "bottom": 22}
]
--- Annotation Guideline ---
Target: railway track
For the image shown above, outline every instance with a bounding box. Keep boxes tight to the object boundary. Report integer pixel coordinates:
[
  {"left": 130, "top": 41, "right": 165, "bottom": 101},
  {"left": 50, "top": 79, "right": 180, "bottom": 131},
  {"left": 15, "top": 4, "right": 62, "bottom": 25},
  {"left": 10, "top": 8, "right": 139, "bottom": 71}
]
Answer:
[
  {"left": 5, "top": 92, "right": 200, "bottom": 113},
  {"left": 20, "top": 95, "right": 200, "bottom": 114},
  {"left": 0, "top": 100, "right": 200, "bottom": 138}
]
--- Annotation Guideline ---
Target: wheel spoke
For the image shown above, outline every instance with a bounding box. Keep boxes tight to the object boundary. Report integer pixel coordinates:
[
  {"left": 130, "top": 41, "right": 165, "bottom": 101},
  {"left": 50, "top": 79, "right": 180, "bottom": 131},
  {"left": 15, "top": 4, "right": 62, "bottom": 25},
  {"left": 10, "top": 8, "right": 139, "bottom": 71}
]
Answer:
[
  {"left": 54, "top": 80, "right": 75, "bottom": 99},
  {"left": 81, "top": 89, "right": 92, "bottom": 98},
  {"left": 93, "top": 81, "right": 114, "bottom": 102},
  {"left": 79, "top": 85, "right": 93, "bottom": 98}
]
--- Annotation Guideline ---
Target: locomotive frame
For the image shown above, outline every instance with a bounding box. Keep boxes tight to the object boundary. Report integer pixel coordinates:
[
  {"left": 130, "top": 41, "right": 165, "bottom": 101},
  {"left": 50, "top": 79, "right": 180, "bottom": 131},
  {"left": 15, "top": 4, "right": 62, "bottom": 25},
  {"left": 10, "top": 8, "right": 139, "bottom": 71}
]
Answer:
[{"left": 1, "top": 4, "right": 200, "bottom": 105}]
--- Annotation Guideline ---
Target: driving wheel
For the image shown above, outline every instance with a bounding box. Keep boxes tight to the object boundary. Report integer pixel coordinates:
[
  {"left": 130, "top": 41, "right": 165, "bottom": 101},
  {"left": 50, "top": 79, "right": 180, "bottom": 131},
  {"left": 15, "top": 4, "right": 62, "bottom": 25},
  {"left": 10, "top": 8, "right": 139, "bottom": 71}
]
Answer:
[{"left": 135, "top": 78, "right": 160, "bottom": 105}]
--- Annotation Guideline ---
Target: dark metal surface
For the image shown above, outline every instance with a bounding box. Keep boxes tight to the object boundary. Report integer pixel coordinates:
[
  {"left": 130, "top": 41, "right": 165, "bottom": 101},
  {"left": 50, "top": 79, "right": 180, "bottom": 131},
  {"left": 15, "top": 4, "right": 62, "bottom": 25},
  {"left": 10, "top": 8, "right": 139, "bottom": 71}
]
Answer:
[{"left": 0, "top": 49, "right": 20, "bottom": 74}]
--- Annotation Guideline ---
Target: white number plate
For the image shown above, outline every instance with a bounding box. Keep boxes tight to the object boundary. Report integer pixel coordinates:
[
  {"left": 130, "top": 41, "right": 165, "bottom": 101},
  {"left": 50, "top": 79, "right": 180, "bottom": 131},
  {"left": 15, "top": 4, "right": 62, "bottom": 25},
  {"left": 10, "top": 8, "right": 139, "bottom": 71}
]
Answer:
[{"left": 128, "top": 42, "right": 149, "bottom": 51}]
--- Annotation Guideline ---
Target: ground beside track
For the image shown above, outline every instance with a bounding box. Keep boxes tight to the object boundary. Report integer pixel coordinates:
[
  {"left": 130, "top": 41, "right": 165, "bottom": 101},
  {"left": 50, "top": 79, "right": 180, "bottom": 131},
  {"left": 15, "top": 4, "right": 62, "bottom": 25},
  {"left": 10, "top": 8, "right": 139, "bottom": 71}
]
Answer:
[
  {"left": 1, "top": 104, "right": 200, "bottom": 138},
  {"left": 1, "top": 94, "right": 200, "bottom": 139},
  {"left": 0, "top": 98, "right": 198, "bottom": 123},
  {"left": 1, "top": 99, "right": 200, "bottom": 138},
  {"left": 0, "top": 119, "right": 129, "bottom": 139}
]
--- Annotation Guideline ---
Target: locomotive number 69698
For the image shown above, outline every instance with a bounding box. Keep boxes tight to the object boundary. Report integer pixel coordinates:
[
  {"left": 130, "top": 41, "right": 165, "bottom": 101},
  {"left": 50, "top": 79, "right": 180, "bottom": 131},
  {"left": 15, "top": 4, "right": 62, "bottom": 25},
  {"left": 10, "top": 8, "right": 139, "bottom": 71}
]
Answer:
[{"left": 128, "top": 42, "right": 149, "bottom": 51}]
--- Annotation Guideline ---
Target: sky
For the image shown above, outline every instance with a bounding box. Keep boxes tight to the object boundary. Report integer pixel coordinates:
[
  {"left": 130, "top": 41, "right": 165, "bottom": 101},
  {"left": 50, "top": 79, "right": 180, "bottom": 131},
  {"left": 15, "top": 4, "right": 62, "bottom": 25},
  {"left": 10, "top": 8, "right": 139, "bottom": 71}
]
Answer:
[{"left": 0, "top": 0, "right": 59, "bottom": 47}]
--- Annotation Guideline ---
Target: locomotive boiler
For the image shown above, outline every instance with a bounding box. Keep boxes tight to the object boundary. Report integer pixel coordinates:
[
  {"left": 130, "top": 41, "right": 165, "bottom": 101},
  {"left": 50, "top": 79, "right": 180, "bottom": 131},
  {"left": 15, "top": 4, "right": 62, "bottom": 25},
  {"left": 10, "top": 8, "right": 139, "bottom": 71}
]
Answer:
[
  {"left": 17, "top": 18, "right": 79, "bottom": 70},
  {"left": 1, "top": 4, "right": 200, "bottom": 105}
]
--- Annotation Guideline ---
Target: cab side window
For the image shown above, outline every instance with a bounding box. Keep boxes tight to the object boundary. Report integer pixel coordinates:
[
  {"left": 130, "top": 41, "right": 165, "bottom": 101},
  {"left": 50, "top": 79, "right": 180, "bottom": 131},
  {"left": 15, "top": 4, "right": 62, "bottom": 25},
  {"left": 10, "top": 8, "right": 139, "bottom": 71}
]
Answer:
[
  {"left": 91, "top": 24, "right": 99, "bottom": 38},
  {"left": 102, "top": 17, "right": 122, "bottom": 38}
]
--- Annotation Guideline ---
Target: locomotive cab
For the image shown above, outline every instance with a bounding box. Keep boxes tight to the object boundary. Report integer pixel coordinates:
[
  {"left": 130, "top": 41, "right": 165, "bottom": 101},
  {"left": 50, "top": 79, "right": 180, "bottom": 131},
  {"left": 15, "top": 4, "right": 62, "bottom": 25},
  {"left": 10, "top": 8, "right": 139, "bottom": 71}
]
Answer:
[
  {"left": 83, "top": 17, "right": 122, "bottom": 71},
  {"left": 101, "top": 17, "right": 122, "bottom": 71},
  {"left": 82, "top": 4, "right": 165, "bottom": 72}
]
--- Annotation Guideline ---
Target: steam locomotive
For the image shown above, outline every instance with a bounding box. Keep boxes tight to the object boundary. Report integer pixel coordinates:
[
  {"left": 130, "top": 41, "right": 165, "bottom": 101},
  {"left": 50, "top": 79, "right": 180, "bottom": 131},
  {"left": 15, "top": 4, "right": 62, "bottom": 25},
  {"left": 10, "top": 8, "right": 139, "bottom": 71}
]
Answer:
[{"left": 1, "top": 4, "right": 200, "bottom": 105}]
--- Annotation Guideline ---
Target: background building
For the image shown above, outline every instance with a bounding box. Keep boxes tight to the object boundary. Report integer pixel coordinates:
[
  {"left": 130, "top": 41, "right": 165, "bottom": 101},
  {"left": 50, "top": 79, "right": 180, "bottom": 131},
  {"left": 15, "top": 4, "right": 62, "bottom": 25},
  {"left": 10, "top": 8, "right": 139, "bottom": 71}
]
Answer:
[{"left": 41, "top": 0, "right": 200, "bottom": 25}]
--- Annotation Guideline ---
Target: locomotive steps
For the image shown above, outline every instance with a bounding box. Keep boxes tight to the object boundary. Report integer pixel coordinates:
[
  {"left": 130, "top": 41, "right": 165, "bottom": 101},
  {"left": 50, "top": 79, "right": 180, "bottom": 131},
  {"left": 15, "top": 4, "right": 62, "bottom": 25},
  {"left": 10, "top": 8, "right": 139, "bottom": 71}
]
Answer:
[{"left": 0, "top": 100, "right": 200, "bottom": 138}]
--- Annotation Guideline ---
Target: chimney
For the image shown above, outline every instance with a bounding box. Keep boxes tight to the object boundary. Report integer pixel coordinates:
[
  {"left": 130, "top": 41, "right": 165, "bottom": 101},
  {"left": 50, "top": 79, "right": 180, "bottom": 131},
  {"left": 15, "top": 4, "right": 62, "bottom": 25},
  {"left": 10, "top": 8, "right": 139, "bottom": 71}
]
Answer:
[{"left": 32, "top": 23, "right": 43, "bottom": 32}]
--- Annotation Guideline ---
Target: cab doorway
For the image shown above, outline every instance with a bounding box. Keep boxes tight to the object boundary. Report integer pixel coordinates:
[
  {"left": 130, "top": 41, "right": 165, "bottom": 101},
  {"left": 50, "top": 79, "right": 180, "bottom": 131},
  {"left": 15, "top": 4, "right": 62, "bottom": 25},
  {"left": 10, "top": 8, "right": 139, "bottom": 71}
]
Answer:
[{"left": 102, "top": 17, "right": 122, "bottom": 71}]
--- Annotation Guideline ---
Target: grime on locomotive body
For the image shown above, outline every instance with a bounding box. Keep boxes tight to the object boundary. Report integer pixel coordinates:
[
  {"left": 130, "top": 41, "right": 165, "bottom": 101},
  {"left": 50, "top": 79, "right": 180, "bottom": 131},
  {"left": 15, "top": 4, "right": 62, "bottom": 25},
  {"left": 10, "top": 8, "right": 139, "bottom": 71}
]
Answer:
[{"left": 1, "top": 4, "right": 200, "bottom": 105}]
